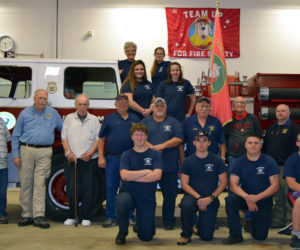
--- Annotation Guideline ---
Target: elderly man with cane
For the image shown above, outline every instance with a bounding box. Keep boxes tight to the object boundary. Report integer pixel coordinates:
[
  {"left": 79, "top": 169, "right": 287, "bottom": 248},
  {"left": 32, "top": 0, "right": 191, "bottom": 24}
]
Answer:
[{"left": 62, "top": 94, "right": 100, "bottom": 227}]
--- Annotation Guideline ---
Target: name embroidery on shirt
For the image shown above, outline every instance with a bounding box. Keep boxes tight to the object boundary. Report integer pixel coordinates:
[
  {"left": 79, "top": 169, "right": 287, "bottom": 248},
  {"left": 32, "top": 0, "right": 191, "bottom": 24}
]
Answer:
[
  {"left": 177, "top": 86, "right": 184, "bottom": 92},
  {"left": 256, "top": 166, "right": 265, "bottom": 175},
  {"left": 144, "top": 157, "right": 152, "bottom": 166},
  {"left": 205, "top": 163, "right": 214, "bottom": 172},
  {"left": 163, "top": 125, "right": 172, "bottom": 131}
]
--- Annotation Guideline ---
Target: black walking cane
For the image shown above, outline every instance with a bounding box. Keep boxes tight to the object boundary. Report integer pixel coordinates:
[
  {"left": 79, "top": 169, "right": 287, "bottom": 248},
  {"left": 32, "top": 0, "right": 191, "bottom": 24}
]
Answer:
[{"left": 74, "top": 160, "right": 78, "bottom": 227}]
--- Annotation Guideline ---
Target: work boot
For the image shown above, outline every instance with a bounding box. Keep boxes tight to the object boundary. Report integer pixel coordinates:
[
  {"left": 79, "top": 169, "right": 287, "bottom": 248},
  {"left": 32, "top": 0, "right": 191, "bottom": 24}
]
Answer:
[{"left": 177, "top": 237, "right": 191, "bottom": 245}]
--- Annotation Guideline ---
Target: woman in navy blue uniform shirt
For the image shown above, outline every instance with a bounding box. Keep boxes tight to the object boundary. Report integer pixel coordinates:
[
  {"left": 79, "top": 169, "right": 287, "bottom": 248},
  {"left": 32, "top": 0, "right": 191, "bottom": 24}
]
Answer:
[
  {"left": 157, "top": 62, "right": 196, "bottom": 123},
  {"left": 121, "top": 60, "right": 154, "bottom": 120},
  {"left": 151, "top": 47, "right": 170, "bottom": 96},
  {"left": 118, "top": 41, "right": 137, "bottom": 83}
]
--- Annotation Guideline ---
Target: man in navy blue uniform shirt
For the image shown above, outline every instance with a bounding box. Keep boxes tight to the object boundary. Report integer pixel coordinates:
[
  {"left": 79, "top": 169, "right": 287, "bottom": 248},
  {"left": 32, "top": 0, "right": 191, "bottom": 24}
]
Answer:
[
  {"left": 177, "top": 131, "right": 227, "bottom": 245},
  {"left": 283, "top": 132, "right": 300, "bottom": 248},
  {"left": 115, "top": 123, "right": 162, "bottom": 245},
  {"left": 183, "top": 97, "right": 226, "bottom": 159},
  {"left": 262, "top": 104, "right": 299, "bottom": 228},
  {"left": 141, "top": 97, "right": 183, "bottom": 230},
  {"left": 223, "top": 134, "right": 279, "bottom": 244},
  {"left": 98, "top": 94, "right": 140, "bottom": 227}
]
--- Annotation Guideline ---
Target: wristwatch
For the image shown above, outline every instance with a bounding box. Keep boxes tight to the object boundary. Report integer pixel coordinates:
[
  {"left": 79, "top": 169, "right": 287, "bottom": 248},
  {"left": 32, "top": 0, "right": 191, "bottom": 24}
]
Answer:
[
  {"left": 64, "top": 151, "right": 70, "bottom": 157},
  {"left": 210, "top": 195, "right": 216, "bottom": 201}
]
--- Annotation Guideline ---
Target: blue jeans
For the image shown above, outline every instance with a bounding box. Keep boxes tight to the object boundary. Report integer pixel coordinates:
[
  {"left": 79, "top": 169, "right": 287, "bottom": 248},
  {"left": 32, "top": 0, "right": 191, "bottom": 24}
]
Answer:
[
  {"left": 105, "top": 155, "right": 121, "bottom": 219},
  {"left": 0, "top": 168, "right": 8, "bottom": 216}
]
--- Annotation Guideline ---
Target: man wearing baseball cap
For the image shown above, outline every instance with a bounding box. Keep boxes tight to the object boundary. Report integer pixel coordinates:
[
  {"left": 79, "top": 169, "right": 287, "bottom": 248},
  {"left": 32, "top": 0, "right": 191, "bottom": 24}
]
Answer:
[
  {"left": 98, "top": 93, "right": 140, "bottom": 227},
  {"left": 141, "top": 97, "right": 183, "bottom": 230},
  {"left": 177, "top": 130, "right": 227, "bottom": 245},
  {"left": 182, "top": 97, "right": 226, "bottom": 160}
]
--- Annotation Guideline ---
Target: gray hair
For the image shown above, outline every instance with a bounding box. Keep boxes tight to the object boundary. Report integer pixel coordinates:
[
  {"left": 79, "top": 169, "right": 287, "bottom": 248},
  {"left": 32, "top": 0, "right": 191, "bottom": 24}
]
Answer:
[{"left": 124, "top": 41, "right": 137, "bottom": 51}]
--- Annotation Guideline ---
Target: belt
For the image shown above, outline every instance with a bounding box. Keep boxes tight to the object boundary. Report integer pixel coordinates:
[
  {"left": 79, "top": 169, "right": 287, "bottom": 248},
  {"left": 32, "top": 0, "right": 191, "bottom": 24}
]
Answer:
[{"left": 20, "top": 142, "right": 52, "bottom": 148}]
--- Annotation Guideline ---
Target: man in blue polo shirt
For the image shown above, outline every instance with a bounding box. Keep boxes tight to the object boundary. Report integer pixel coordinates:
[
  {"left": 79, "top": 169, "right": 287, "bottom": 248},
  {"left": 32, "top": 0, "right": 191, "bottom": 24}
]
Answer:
[
  {"left": 98, "top": 94, "right": 140, "bottom": 227},
  {"left": 12, "top": 89, "right": 63, "bottom": 229},
  {"left": 182, "top": 97, "right": 226, "bottom": 160},
  {"left": 223, "top": 134, "right": 280, "bottom": 244},
  {"left": 141, "top": 97, "right": 183, "bottom": 230},
  {"left": 115, "top": 123, "right": 162, "bottom": 245},
  {"left": 177, "top": 130, "right": 227, "bottom": 245},
  {"left": 283, "top": 132, "right": 300, "bottom": 248}
]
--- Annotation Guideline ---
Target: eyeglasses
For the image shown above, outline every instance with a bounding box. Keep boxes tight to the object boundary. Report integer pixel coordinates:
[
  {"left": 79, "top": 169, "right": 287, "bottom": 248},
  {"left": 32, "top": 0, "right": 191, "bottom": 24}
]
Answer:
[
  {"left": 117, "top": 100, "right": 128, "bottom": 104},
  {"left": 235, "top": 101, "right": 246, "bottom": 105},
  {"left": 155, "top": 53, "right": 164, "bottom": 55}
]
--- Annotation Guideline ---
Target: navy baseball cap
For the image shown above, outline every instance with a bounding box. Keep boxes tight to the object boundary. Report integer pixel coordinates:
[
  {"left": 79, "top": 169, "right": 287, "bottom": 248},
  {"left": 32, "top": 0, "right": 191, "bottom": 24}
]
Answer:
[
  {"left": 194, "top": 130, "right": 210, "bottom": 140},
  {"left": 115, "top": 93, "right": 128, "bottom": 101},
  {"left": 196, "top": 97, "right": 210, "bottom": 104}
]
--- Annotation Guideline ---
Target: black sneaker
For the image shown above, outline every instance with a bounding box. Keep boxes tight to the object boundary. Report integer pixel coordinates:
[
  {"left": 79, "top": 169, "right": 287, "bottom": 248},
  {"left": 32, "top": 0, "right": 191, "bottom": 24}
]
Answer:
[
  {"left": 291, "top": 235, "right": 300, "bottom": 248},
  {"left": 223, "top": 235, "right": 244, "bottom": 245},
  {"left": 115, "top": 232, "right": 127, "bottom": 245},
  {"left": 33, "top": 216, "right": 50, "bottom": 229},
  {"left": 278, "top": 223, "right": 293, "bottom": 235},
  {"left": 244, "top": 220, "right": 251, "bottom": 233},
  {"left": 18, "top": 217, "right": 33, "bottom": 227}
]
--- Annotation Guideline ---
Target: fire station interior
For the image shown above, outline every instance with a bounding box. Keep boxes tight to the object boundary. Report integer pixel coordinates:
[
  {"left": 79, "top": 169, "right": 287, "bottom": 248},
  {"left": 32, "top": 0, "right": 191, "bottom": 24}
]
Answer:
[{"left": 1, "top": 0, "right": 300, "bottom": 249}]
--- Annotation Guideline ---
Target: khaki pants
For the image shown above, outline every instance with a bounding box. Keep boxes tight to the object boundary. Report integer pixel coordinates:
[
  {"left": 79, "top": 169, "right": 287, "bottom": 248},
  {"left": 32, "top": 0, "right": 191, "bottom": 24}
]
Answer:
[{"left": 18, "top": 145, "right": 52, "bottom": 218}]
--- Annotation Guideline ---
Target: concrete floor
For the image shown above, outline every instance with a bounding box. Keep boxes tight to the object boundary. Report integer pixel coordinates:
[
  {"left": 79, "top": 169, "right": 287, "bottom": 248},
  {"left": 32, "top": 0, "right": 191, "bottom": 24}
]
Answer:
[{"left": 0, "top": 188, "right": 291, "bottom": 250}]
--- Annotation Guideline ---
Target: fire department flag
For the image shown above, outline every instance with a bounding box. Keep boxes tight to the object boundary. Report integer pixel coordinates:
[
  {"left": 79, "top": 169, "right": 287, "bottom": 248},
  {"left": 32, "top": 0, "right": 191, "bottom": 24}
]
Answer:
[
  {"left": 165, "top": 7, "right": 240, "bottom": 58},
  {"left": 210, "top": 9, "right": 232, "bottom": 126}
]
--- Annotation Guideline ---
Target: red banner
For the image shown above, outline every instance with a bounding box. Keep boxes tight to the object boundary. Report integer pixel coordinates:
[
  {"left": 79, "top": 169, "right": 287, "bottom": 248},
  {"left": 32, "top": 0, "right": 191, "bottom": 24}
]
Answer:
[
  {"left": 210, "top": 9, "right": 232, "bottom": 126},
  {"left": 166, "top": 7, "right": 240, "bottom": 58}
]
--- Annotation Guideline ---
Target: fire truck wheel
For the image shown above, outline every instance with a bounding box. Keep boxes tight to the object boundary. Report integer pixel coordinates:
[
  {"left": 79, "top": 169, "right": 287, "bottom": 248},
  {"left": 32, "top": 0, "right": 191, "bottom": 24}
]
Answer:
[{"left": 45, "top": 153, "right": 106, "bottom": 221}]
